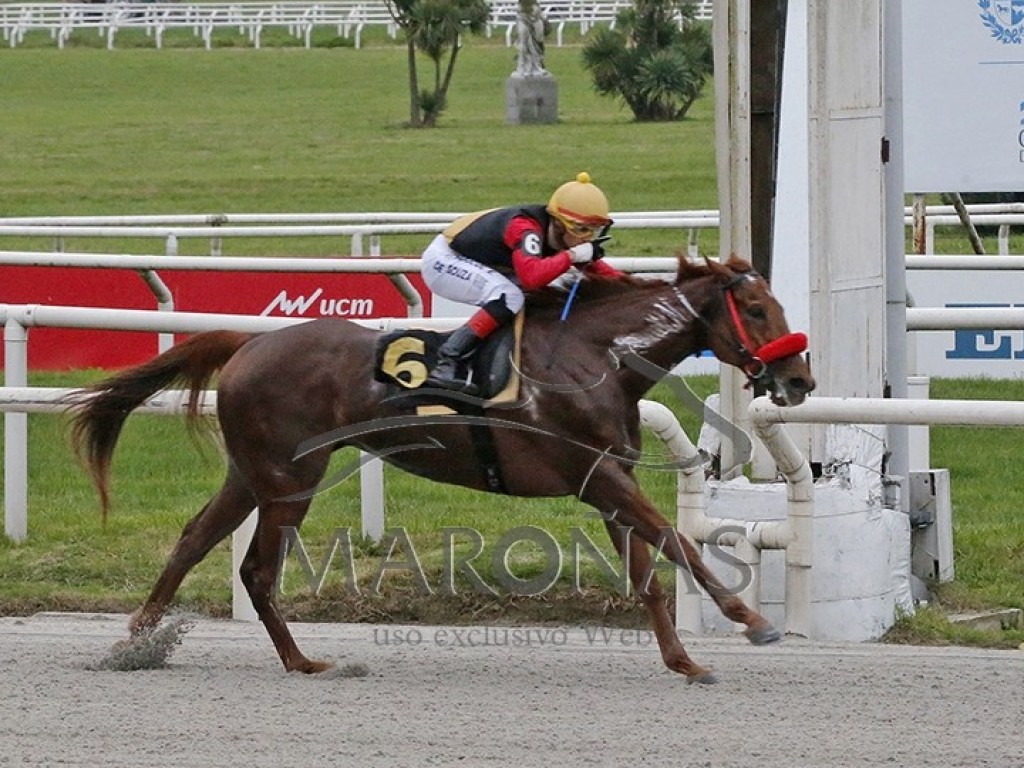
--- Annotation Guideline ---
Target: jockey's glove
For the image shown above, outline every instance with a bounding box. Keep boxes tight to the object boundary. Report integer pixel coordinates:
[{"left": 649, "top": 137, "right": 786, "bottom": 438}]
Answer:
[{"left": 569, "top": 243, "right": 596, "bottom": 264}]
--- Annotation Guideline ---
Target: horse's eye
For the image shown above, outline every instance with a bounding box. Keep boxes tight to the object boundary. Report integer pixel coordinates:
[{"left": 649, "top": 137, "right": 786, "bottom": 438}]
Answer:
[{"left": 746, "top": 304, "right": 767, "bottom": 320}]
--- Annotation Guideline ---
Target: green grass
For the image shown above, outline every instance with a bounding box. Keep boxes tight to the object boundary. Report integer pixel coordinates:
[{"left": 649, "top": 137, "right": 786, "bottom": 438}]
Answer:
[
  {"left": 1, "top": 45, "right": 1022, "bottom": 643},
  {"left": 0, "top": 44, "right": 719, "bottom": 259}
]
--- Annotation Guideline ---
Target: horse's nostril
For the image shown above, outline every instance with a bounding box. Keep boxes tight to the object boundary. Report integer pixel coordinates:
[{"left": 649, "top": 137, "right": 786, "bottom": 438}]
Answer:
[{"left": 790, "top": 376, "right": 815, "bottom": 394}]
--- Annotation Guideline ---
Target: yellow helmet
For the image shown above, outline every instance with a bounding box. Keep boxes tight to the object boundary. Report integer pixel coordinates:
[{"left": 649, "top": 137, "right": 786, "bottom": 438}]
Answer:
[{"left": 546, "top": 172, "right": 613, "bottom": 236}]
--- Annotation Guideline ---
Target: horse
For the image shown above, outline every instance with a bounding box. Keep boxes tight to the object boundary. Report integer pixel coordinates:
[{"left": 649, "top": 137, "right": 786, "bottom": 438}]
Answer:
[{"left": 69, "top": 254, "right": 815, "bottom": 684}]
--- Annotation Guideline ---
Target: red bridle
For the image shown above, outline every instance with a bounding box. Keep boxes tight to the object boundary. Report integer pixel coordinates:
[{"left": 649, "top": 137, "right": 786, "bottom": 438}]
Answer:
[{"left": 723, "top": 283, "right": 808, "bottom": 382}]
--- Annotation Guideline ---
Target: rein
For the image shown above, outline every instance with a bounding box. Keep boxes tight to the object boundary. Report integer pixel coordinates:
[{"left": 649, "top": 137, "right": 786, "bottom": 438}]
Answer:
[{"left": 675, "top": 271, "right": 808, "bottom": 385}]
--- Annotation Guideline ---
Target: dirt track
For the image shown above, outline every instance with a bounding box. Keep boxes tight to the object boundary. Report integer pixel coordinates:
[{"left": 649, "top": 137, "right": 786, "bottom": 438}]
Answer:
[{"left": 1, "top": 613, "right": 1022, "bottom": 767}]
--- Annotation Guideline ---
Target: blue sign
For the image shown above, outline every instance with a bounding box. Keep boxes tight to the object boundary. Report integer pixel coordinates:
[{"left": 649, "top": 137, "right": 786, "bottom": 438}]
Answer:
[{"left": 946, "top": 303, "right": 1024, "bottom": 360}]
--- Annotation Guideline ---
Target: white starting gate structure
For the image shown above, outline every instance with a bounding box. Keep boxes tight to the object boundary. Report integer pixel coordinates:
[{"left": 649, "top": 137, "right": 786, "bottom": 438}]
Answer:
[{"left": 684, "top": 0, "right": 1022, "bottom": 641}]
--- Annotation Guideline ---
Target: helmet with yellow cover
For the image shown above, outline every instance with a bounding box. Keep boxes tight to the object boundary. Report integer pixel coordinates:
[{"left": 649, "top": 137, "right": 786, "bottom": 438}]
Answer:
[{"left": 546, "top": 172, "right": 613, "bottom": 240}]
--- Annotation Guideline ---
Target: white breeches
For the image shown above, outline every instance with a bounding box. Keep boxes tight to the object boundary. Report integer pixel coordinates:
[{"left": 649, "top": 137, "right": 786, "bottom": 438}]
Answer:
[{"left": 421, "top": 234, "right": 525, "bottom": 313}]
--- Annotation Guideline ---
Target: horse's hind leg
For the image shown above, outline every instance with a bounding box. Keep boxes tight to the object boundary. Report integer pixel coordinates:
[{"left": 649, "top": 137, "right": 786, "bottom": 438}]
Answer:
[
  {"left": 130, "top": 469, "right": 256, "bottom": 636},
  {"left": 604, "top": 521, "right": 717, "bottom": 684},
  {"left": 239, "top": 497, "right": 330, "bottom": 674}
]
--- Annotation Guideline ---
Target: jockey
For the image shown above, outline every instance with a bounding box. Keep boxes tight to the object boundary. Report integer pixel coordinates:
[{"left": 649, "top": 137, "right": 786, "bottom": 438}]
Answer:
[{"left": 421, "top": 171, "right": 624, "bottom": 394}]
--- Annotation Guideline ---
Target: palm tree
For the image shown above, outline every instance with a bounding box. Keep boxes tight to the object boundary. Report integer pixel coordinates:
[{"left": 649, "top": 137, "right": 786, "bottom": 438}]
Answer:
[
  {"left": 387, "top": 0, "right": 490, "bottom": 128},
  {"left": 582, "top": 0, "right": 712, "bottom": 122}
]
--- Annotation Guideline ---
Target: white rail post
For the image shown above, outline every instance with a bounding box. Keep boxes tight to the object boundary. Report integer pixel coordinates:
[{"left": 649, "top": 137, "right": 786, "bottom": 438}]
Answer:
[
  {"left": 359, "top": 453, "right": 385, "bottom": 542},
  {"left": 751, "top": 418, "right": 814, "bottom": 637},
  {"left": 231, "top": 509, "right": 258, "bottom": 621},
  {"left": 637, "top": 400, "right": 706, "bottom": 634},
  {"left": 4, "top": 318, "right": 29, "bottom": 542}
]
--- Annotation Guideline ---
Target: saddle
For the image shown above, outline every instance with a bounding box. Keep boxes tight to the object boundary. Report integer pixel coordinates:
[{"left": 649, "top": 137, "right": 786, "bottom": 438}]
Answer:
[{"left": 373, "top": 312, "right": 524, "bottom": 408}]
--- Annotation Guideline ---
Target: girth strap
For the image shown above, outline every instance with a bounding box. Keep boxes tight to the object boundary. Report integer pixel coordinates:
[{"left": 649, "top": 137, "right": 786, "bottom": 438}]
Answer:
[{"left": 467, "top": 413, "right": 508, "bottom": 494}]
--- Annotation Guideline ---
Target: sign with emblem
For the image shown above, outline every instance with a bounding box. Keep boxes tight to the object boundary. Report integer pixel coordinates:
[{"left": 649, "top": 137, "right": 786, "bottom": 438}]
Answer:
[{"left": 903, "top": 0, "right": 1024, "bottom": 192}]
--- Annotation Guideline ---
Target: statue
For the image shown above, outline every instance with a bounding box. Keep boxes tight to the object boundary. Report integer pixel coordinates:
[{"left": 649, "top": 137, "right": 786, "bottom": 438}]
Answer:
[
  {"left": 515, "top": 0, "right": 549, "bottom": 77},
  {"left": 506, "top": 0, "right": 557, "bottom": 123}
]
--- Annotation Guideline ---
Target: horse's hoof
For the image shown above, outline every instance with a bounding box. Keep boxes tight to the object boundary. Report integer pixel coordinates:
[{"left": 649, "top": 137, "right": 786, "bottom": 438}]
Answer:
[
  {"left": 686, "top": 671, "right": 718, "bottom": 685},
  {"left": 744, "top": 624, "right": 782, "bottom": 645},
  {"left": 289, "top": 659, "right": 336, "bottom": 675}
]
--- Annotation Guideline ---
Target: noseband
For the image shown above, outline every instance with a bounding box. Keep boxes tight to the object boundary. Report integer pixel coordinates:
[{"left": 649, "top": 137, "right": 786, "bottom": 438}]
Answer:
[{"left": 673, "top": 271, "right": 808, "bottom": 385}]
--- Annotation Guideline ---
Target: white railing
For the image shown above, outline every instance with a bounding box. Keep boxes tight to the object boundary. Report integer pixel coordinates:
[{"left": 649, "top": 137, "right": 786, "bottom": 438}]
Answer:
[
  {"left": 0, "top": 253, "right": 681, "bottom": 542},
  {"left": 0, "top": 0, "right": 714, "bottom": 49},
  {"left": 0, "top": 204, "right": 1017, "bottom": 257},
  {"left": 0, "top": 211, "right": 716, "bottom": 260},
  {"left": 1, "top": 1, "right": 400, "bottom": 49}
]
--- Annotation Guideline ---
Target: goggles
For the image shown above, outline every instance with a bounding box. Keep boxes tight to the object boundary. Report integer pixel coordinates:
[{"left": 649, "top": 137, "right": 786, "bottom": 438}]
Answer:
[{"left": 555, "top": 215, "right": 610, "bottom": 240}]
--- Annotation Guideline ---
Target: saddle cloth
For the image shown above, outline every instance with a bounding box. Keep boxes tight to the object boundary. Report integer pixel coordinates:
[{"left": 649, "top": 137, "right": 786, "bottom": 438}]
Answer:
[{"left": 372, "top": 312, "right": 524, "bottom": 409}]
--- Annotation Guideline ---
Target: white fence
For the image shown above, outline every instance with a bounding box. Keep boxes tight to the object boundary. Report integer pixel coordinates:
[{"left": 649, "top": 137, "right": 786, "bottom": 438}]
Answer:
[
  {"left": 0, "top": 0, "right": 714, "bottom": 50},
  {"left": 0, "top": 251, "right": 684, "bottom": 543},
  {"left": 0, "top": 211, "right": 716, "bottom": 261},
  {"left": 0, "top": 203, "right": 1017, "bottom": 259}
]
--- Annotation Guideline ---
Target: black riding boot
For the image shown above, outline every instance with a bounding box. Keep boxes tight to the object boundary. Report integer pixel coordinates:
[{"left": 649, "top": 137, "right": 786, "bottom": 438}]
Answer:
[{"left": 426, "top": 325, "right": 483, "bottom": 394}]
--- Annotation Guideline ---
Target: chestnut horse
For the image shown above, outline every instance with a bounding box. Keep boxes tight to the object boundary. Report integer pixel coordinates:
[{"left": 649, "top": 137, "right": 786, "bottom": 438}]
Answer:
[{"left": 69, "top": 255, "right": 814, "bottom": 684}]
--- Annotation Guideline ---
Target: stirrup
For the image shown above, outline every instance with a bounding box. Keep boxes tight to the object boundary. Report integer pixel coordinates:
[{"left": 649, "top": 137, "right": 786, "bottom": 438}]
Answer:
[
  {"left": 425, "top": 359, "right": 479, "bottom": 395},
  {"left": 425, "top": 372, "right": 480, "bottom": 396}
]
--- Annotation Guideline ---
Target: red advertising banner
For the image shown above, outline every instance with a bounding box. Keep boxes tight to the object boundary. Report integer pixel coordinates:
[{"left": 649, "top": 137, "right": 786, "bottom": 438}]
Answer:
[{"left": 0, "top": 267, "right": 432, "bottom": 370}]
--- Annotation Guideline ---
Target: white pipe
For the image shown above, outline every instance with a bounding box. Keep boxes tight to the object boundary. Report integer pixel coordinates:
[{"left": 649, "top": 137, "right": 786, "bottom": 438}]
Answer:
[
  {"left": 639, "top": 399, "right": 814, "bottom": 637},
  {"left": 3, "top": 320, "right": 28, "bottom": 542},
  {"left": 750, "top": 418, "right": 814, "bottom": 638},
  {"left": 0, "top": 223, "right": 450, "bottom": 238},
  {"left": 750, "top": 395, "right": 1024, "bottom": 426},
  {"left": 231, "top": 510, "right": 259, "bottom": 622},
  {"left": 905, "top": 255, "right": 1024, "bottom": 270},
  {"left": 643, "top": 400, "right": 789, "bottom": 548},
  {"left": 0, "top": 386, "right": 217, "bottom": 415},
  {"left": 907, "top": 307, "right": 1024, "bottom": 330},
  {"left": 0, "top": 252, "right": 427, "bottom": 273},
  {"left": 637, "top": 400, "right": 707, "bottom": 635},
  {"left": 918, "top": 213, "right": 1024, "bottom": 227},
  {"left": 0, "top": 202, "right": 1017, "bottom": 228},
  {"left": 136, "top": 269, "right": 175, "bottom": 353},
  {"left": 0, "top": 303, "right": 458, "bottom": 335},
  {"left": 0, "top": 251, "right": 682, "bottom": 276},
  {"left": 0, "top": 219, "right": 717, "bottom": 239},
  {"left": 359, "top": 453, "right": 385, "bottom": 543},
  {"left": 0, "top": 210, "right": 714, "bottom": 226},
  {"left": 907, "top": 376, "right": 931, "bottom": 472}
]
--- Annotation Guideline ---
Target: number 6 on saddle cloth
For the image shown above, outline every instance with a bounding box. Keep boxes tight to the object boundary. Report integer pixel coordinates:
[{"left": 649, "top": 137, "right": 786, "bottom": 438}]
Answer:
[{"left": 373, "top": 313, "right": 525, "bottom": 408}]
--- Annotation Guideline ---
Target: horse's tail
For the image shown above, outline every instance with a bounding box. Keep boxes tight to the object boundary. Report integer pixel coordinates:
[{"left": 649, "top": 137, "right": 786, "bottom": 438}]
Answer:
[{"left": 67, "top": 330, "right": 254, "bottom": 520}]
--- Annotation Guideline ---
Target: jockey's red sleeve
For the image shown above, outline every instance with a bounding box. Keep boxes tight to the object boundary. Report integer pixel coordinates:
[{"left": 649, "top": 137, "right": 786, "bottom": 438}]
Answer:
[{"left": 506, "top": 215, "right": 573, "bottom": 290}]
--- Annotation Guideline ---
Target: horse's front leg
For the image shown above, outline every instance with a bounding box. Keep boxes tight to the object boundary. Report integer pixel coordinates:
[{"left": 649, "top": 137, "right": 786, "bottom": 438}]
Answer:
[
  {"left": 604, "top": 520, "right": 717, "bottom": 684},
  {"left": 585, "top": 468, "right": 780, "bottom": 675}
]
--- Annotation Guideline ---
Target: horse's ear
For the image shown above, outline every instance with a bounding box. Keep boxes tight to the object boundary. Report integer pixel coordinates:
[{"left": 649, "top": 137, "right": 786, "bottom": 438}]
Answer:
[
  {"left": 675, "top": 252, "right": 710, "bottom": 282},
  {"left": 723, "top": 252, "right": 754, "bottom": 272}
]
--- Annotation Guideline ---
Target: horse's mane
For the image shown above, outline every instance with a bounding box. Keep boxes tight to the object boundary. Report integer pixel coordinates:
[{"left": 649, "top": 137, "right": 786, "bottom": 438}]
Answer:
[
  {"left": 525, "top": 254, "right": 752, "bottom": 317},
  {"left": 526, "top": 271, "right": 656, "bottom": 313}
]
